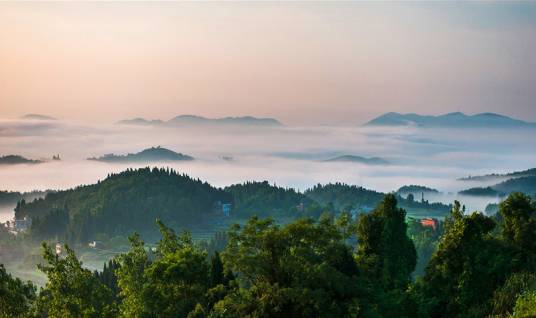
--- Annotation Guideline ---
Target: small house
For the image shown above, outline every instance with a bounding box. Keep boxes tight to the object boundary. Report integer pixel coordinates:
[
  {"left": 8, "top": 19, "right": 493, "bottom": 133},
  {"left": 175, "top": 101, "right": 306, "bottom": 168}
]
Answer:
[
  {"left": 222, "top": 203, "right": 232, "bottom": 217},
  {"left": 420, "top": 218, "right": 439, "bottom": 231},
  {"left": 88, "top": 241, "right": 103, "bottom": 249},
  {"left": 55, "top": 243, "right": 63, "bottom": 255}
]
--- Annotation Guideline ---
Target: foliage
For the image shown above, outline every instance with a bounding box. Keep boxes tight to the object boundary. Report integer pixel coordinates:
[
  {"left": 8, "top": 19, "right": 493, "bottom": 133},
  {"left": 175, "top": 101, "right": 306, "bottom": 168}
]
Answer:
[
  {"left": 357, "top": 194, "right": 416, "bottom": 289},
  {"left": 407, "top": 218, "right": 442, "bottom": 277},
  {"left": 94, "top": 259, "right": 121, "bottom": 301},
  {"left": 0, "top": 264, "right": 36, "bottom": 318},
  {"left": 116, "top": 233, "right": 149, "bottom": 318},
  {"left": 1, "top": 191, "right": 535, "bottom": 318},
  {"left": 512, "top": 291, "right": 536, "bottom": 317},
  {"left": 420, "top": 212, "right": 507, "bottom": 316},
  {"left": 34, "top": 243, "right": 117, "bottom": 318},
  {"left": 224, "top": 181, "right": 309, "bottom": 218},
  {"left": 17, "top": 167, "right": 231, "bottom": 243},
  {"left": 217, "top": 215, "right": 366, "bottom": 317},
  {"left": 491, "top": 272, "right": 536, "bottom": 316}
]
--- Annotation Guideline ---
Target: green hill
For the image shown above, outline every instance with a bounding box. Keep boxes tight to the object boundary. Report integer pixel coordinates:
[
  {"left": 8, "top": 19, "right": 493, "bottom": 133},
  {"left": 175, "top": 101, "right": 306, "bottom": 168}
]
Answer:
[
  {"left": 16, "top": 168, "right": 231, "bottom": 243},
  {"left": 224, "top": 181, "right": 310, "bottom": 218}
]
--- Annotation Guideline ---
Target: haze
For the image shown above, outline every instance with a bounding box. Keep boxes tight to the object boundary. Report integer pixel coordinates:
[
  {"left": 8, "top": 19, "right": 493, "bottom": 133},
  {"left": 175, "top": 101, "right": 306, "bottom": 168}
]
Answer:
[{"left": 1, "top": 2, "right": 536, "bottom": 125}]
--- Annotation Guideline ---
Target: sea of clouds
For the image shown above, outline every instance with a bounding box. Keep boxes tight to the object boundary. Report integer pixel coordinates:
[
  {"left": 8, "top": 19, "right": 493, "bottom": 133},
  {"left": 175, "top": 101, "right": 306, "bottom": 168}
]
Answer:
[{"left": 1, "top": 117, "right": 535, "bottom": 222}]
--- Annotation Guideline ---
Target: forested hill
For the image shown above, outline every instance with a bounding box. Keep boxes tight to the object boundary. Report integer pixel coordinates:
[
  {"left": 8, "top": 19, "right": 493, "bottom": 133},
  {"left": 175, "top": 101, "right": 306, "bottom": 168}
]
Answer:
[
  {"left": 306, "top": 183, "right": 451, "bottom": 217},
  {"left": 87, "top": 146, "right": 194, "bottom": 163},
  {"left": 459, "top": 167, "right": 536, "bottom": 182},
  {"left": 459, "top": 176, "right": 536, "bottom": 198},
  {"left": 305, "top": 183, "right": 384, "bottom": 211},
  {"left": 0, "top": 155, "right": 42, "bottom": 165},
  {"left": 16, "top": 168, "right": 231, "bottom": 243},
  {"left": 224, "top": 181, "right": 312, "bottom": 218},
  {"left": 14, "top": 169, "right": 452, "bottom": 244}
]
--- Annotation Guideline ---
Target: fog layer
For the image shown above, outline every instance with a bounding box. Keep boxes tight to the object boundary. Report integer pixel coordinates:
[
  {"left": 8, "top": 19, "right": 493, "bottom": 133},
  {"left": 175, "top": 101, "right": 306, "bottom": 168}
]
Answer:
[{"left": 1, "top": 118, "right": 534, "bottom": 221}]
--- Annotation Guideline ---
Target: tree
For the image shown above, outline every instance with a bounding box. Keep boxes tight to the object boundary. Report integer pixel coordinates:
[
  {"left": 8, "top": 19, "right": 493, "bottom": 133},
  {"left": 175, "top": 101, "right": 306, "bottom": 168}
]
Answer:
[
  {"left": 116, "top": 233, "right": 149, "bottom": 318},
  {"left": 94, "top": 259, "right": 121, "bottom": 301},
  {"left": 512, "top": 291, "right": 536, "bottom": 317},
  {"left": 499, "top": 192, "right": 536, "bottom": 264},
  {"left": 216, "top": 215, "right": 365, "bottom": 317},
  {"left": 418, "top": 208, "right": 513, "bottom": 317},
  {"left": 356, "top": 194, "right": 416, "bottom": 289},
  {"left": 142, "top": 244, "right": 209, "bottom": 317},
  {"left": 492, "top": 272, "right": 536, "bottom": 316},
  {"left": 210, "top": 251, "right": 225, "bottom": 287},
  {"left": 141, "top": 221, "right": 209, "bottom": 318},
  {"left": 34, "top": 243, "right": 117, "bottom": 318},
  {"left": 0, "top": 264, "right": 36, "bottom": 318}
]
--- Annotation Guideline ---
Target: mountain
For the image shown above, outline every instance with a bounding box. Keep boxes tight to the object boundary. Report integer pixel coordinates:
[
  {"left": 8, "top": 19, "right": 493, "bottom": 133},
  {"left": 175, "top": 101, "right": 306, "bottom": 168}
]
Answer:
[
  {"left": 364, "top": 112, "right": 536, "bottom": 128},
  {"left": 20, "top": 114, "right": 56, "bottom": 120},
  {"left": 459, "top": 168, "right": 536, "bottom": 182},
  {"left": 167, "top": 115, "right": 282, "bottom": 127},
  {"left": 117, "top": 115, "right": 283, "bottom": 127},
  {"left": 88, "top": 146, "right": 194, "bottom": 163},
  {"left": 116, "top": 118, "right": 163, "bottom": 126},
  {"left": 322, "top": 155, "right": 389, "bottom": 165},
  {"left": 0, "top": 155, "right": 42, "bottom": 165}
]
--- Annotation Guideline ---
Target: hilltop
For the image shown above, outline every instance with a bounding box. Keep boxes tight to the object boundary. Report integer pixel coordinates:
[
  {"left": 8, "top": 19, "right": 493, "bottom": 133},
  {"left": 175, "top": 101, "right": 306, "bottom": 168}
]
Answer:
[
  {"left": 0, "top": 155, "right": 43, "bottom": 165},
  {"left": 88, "top": 146, "right": 194, "bottom": 163},
  {"left": 364, "top": 112, "right": 536, "bottom": 128},
  {"left": 397, "top": 185, "right": 439, "bottom": 196}
]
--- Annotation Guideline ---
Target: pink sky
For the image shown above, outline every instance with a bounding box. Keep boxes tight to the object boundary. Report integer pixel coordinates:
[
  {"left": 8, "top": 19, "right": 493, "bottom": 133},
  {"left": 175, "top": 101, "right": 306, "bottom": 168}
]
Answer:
[{"left": 1, "top": 2, "right": 535, "bottom": 125}]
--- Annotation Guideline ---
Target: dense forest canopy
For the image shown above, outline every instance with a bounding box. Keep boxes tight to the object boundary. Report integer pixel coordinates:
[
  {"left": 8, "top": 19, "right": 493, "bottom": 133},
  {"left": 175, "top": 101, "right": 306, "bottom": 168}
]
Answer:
[
  {"left": 12, "top": 170, "right": 453, "bottom": 245},
  {"left": 2, "top": 193, "right": 535, "bottom": 317},
  {"left": 15, "top": 168, "right": 231, "bottom": 243}
]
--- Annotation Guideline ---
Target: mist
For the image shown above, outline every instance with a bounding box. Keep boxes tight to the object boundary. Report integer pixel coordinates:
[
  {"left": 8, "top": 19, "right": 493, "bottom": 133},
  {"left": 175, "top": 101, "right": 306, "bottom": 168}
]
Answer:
[{"left": 1, "top": 117, "right": 534, "bottom": 222}]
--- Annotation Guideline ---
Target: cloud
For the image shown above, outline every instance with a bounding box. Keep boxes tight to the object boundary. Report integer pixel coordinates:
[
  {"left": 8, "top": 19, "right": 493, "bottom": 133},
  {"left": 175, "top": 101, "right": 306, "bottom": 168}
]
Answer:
[{"left": 1, "top": 117, "right": 535, "bottom": 218}]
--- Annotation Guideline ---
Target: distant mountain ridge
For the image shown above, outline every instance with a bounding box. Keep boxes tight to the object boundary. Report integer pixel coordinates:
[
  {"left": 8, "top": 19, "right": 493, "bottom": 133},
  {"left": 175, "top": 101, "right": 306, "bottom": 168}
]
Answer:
[
  {"left": 459, "top": 176, "right": 536, "bottom": 198},
  {"left": 116, "top": 118, "right": 163, "bottom": 126},
  {"left": 322, "top": 155, "right": 389, "bottom": 165},
  {"left": 117, "top": 115, "right": 283, "bottom": 127},
  {"left": 365, "top": 112, "right": 536, "bottom": 128},
  {"left": 459, "top": 168, "right": 536, "bottom": 182},
  {"left": 21, "top": 114, "right": 57, "bottom": 120},
  {"left": 88, "top": 146, "right": 194, "bottom": 163}
]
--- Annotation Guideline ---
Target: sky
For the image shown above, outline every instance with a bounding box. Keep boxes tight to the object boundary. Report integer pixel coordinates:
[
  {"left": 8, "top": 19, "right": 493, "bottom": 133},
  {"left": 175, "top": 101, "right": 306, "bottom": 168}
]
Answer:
[{"left": 1, "top": 1, "right": 535, "bottom": 125}]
